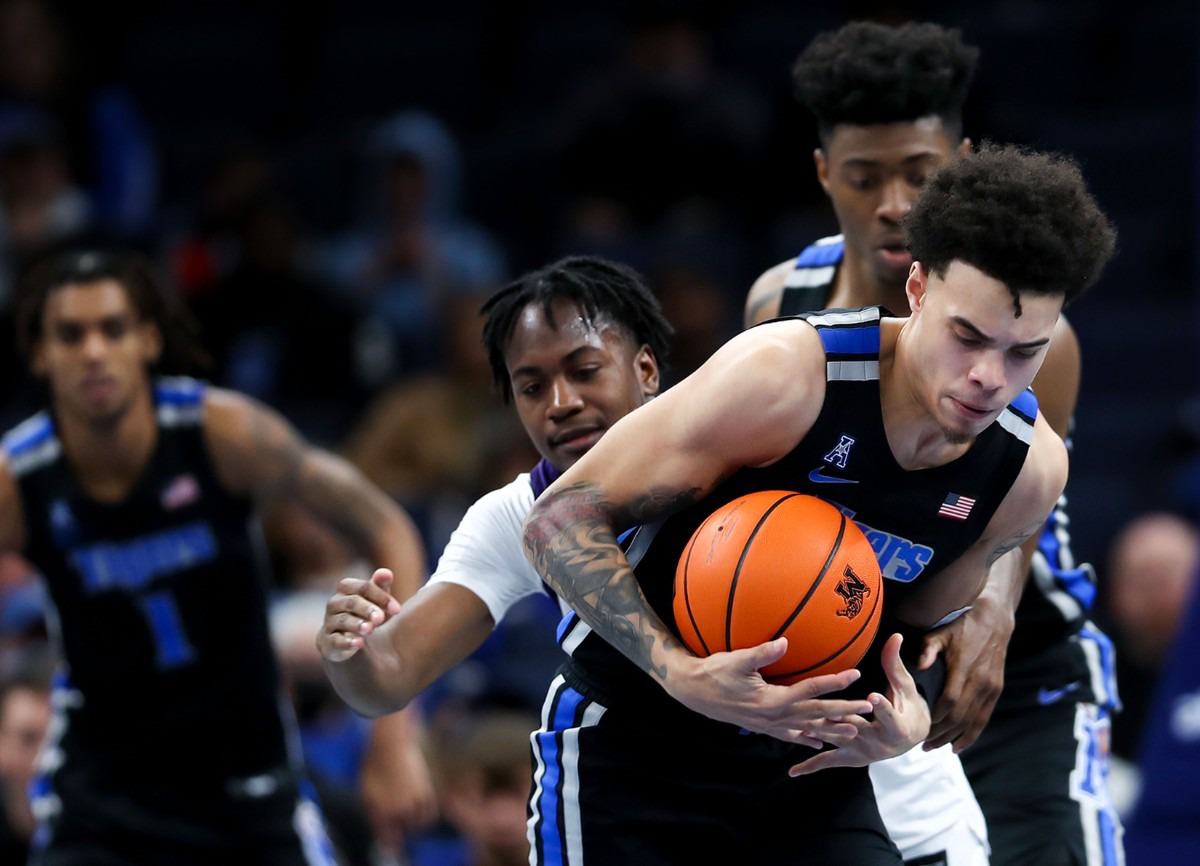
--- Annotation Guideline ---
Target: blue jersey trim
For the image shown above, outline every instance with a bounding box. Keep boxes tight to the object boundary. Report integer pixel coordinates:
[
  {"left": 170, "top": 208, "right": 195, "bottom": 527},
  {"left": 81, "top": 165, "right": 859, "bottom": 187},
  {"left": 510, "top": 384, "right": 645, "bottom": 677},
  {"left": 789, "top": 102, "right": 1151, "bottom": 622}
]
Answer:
[
  {"left": 796, "top": 238, "right": 845, "bottom": 268},
  {"left": 533, "top": 685, "right": 586, "bottom": 866},
  {"left": 1009, "top": 388, "right": 1039, "bottom": 423},
  {"left": 1, "top": 412, "right": 54, "bottom": 459},
  {"left": 155, "top": 377, "right": 205, "bottom": 407},
  {"left": 816, "top": 323, "right": 881, "bottom": 357}
]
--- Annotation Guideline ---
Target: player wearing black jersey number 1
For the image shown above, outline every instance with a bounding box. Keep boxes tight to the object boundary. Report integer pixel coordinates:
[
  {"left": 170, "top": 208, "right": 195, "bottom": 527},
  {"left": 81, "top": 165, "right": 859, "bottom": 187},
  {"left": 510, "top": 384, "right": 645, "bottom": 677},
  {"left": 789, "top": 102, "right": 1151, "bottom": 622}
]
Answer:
[{"left": 0, "top": 250, "right": 436, "bottom": 865}]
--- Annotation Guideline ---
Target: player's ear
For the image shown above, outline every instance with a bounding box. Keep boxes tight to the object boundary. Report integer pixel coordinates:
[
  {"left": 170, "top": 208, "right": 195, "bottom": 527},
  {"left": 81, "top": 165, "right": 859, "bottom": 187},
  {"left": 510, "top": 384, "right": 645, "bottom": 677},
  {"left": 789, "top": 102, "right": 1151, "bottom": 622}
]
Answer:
[
  {"left": 905, "top": 262, "right": 928, "bottom": 314},
  {"left": 814, "top": 149, "right": 831, "bottom": 195},
  {"left": 634, "top": 345, "right": 659, "bottom": 397}
]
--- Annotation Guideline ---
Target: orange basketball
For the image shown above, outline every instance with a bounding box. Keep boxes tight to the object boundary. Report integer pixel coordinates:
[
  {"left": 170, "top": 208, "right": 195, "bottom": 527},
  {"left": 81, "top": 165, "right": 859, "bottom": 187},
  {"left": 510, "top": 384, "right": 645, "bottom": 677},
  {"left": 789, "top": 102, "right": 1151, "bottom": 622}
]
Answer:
[{"left": 673, "top": 490, "right": 883, "bottom": 684}]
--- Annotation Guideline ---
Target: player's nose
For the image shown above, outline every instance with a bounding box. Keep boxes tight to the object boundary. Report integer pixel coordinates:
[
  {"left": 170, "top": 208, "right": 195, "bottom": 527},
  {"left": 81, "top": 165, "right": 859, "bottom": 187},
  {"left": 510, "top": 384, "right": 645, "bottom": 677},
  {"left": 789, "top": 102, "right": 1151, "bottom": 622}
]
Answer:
[{"left": 547, "top": 377, "right": 584, "bottom": 419}]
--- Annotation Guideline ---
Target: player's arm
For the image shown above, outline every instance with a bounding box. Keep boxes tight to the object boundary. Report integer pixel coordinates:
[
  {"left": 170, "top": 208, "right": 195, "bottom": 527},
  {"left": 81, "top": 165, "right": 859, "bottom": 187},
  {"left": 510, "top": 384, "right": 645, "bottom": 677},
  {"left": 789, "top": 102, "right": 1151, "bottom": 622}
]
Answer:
[
  {"left": 917, "top": 316, "right": 1081, "bottom": 749},
  {"left": 743, "top": 259, "right": 793, "bottom": 327},
  {"left": 205, "top": 388, "right": 439, "bottom": 838},
  {"left": 522, "top": 321, "right": 876, "bottom": 742},
  {"left": 202, "top": 387, "right": 426, "bottom": 599},
  {"left": 904, "top": 416, "right": 1068, "bottom": 751}
]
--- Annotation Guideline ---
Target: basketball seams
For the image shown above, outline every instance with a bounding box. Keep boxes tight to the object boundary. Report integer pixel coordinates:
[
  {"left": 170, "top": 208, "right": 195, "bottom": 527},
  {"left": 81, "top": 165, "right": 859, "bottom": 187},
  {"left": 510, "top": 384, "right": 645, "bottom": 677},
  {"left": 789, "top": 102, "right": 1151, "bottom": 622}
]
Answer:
[
  {"left": 678, "top": 515, "right": 712, "bottom": 656},
  {"left": 726, "top": 492, "right": 803, "bottom": 652},
  {"left": 768, "top": 511, "right": 847, "bottom": 642},
  {"left": 672, "top": 490, "right": 883, "bottom": 685}
]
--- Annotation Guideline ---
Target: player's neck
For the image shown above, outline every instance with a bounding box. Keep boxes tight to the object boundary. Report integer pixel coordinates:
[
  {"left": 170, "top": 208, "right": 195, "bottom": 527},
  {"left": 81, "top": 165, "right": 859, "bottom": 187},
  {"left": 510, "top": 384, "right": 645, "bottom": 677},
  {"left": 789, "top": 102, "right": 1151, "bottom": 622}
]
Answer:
[
  {"left": 877, "top": 319, "right": 973, "bottom": 471},
  {"left": 56, "top": 389, "right": 159, "bottom": 502},
  {"left": 832, "top": 254, "right": 908, "bottom": 313}
]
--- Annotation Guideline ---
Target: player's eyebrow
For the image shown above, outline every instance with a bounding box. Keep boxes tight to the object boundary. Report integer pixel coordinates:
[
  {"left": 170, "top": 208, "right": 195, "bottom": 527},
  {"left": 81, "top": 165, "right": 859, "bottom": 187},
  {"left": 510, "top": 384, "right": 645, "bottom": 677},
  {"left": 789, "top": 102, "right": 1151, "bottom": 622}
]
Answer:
[
  {"left": 841, "top": 152, "right": 943, "bottom": 169},
  {"left": 510, "top": 345, "right": 601, "bottom": 379},
  {"left": 952, "top": 316, "right": 1051, "bottom": 351}
]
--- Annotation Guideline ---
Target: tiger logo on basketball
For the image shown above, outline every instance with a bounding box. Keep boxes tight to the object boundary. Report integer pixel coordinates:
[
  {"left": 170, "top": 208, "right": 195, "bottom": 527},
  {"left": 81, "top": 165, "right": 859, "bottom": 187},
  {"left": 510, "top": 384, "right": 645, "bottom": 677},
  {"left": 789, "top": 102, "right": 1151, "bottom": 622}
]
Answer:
[{"left": 834, "top": 565, "right": 870, "bottom": 619}]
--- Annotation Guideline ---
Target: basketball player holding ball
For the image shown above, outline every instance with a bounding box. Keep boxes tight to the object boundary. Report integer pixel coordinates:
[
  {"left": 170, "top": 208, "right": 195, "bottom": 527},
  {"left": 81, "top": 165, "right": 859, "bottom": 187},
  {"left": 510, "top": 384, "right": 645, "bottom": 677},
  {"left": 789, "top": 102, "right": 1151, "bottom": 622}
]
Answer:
[
  {"left": 747, "top": 22, "right": 1124, "bottom": 866},
  {"left": 522, "top": 144, "right": 1115, "bottom": 864}
]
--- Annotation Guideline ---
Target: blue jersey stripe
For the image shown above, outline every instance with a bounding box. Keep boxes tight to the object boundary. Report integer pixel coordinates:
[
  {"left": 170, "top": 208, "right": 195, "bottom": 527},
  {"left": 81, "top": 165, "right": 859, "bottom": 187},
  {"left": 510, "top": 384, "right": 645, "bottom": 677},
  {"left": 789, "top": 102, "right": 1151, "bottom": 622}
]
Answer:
[
  {"left": 816, "top": 323, "right": 880, "bottom": 357},
  {"left": 796, "top": 238, "right": 845, "bottom": 268},
  {"left": 1, "top": 412, "right": 54, "bottom": 458},
  {"left": 534, "top": 685, "right": 585, "bottom": 866},
  {"left": 556, "top": 611, "right": 578, "bottom": 644},
  {"left": 1009, "top": 388, "right": 1039, "bottom": 423},
  {"left": 155, "top": 377, "right": 205, "bottom": 406}
]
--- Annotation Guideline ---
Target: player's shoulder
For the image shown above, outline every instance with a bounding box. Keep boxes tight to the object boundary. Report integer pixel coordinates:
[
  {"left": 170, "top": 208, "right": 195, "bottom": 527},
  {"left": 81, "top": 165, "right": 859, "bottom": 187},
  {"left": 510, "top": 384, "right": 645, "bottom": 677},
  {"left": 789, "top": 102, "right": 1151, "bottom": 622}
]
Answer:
[
  {"left": 0, "top": 409, "right": 60, "bottom": 482},
  {"left": 154, "top": 376, "right": 207, "bottom": 428},
  {"left": 992, "top": 411, "right": 1068, "bottom": 539},
  {"left": 745, "top": 258, "right": 796, "bottom": 327},
  {"left": 463, "top": 472, "right": 536, "bottom": 531}
]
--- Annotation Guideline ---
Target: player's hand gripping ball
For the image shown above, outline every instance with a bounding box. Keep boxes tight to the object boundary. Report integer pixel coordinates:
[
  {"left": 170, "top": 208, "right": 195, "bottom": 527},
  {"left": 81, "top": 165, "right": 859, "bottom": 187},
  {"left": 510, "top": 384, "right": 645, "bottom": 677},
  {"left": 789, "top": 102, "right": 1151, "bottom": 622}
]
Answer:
[{"left": 673, "top": 490, "right": 883, "bottom": 683}]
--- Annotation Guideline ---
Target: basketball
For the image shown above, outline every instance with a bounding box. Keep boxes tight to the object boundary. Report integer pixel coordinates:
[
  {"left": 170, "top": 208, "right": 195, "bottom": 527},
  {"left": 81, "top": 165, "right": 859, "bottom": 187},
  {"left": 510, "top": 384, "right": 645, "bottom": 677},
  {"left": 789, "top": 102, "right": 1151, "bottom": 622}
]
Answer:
[{"left": 673, "top": 490, "right": 883, "bottom": 684}]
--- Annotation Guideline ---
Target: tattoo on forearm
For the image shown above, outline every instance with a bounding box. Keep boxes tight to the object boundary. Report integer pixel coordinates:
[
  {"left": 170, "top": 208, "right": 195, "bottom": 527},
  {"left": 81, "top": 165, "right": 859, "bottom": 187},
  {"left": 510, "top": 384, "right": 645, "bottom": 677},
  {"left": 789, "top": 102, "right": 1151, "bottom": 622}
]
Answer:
[
  {"left": 249, "top": 407, "right": 384, "bottom": 553},
  {"left": 986, "top": 519, "right": 1043, "bottom": 568},
  {"left": 523, "top": 482, "right": 700, "bottom": 678},
  {"left": 249, "top": 407, "right": 306, "bottom": 492}
]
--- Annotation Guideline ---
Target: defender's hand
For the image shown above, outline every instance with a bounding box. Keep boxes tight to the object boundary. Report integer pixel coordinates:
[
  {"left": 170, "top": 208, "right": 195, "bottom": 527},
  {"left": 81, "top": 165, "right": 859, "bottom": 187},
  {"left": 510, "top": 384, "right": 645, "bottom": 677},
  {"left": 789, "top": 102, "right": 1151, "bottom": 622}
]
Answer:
[
  {"left": 920, "top": 597, "right": 1013, "bottom": 752},
  {"left": 317, "top": 568, "right": 403, "bottom": 662},
  {"left": 788, "top": 634, "right": 930, "bottom": 776}
]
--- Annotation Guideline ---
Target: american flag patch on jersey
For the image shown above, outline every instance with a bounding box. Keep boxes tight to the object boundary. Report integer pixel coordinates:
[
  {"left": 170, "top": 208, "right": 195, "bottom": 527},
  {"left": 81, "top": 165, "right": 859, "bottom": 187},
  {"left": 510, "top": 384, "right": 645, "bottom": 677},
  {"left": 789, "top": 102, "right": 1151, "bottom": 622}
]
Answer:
[{"left": 938, "top": 493, "right": 976, "bottom": 520}]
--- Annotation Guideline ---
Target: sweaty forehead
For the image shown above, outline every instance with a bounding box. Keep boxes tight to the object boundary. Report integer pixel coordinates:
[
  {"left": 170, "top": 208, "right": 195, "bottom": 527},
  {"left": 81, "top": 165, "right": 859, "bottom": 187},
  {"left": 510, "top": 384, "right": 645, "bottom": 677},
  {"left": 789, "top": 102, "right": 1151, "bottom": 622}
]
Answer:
[{"left": 508, "top": 299, "right": 624, "bottom": 357}]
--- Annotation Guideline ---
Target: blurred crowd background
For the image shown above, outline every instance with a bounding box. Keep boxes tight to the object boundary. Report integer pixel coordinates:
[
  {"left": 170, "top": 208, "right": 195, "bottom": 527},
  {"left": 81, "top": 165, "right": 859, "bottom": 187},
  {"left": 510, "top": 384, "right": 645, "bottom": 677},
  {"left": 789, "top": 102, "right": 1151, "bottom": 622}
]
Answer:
[{"left": 0, "top": 0, "right": 1195, "bottom": 863}]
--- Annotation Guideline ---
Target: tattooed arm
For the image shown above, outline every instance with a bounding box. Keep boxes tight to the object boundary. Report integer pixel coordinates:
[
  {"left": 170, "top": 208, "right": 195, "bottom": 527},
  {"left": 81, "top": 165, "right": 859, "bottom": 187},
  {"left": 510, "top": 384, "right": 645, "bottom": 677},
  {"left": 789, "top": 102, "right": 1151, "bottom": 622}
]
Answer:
[
  {"left": 203, "top": 388, "right": 426, "bottom": 597},
  {"left": 523, "top": 321, "right": 878, "bottom": 741},
  {"left": 203, "top": 388, "right": 437, "bottom": 841}
]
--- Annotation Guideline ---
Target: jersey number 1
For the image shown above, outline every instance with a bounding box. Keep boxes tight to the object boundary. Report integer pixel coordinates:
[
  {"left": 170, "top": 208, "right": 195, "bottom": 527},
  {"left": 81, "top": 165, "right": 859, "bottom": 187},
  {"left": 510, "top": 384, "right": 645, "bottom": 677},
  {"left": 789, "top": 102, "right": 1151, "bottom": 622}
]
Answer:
[{"left": 138, "top": 590, "right": 196, "bottom": 669}]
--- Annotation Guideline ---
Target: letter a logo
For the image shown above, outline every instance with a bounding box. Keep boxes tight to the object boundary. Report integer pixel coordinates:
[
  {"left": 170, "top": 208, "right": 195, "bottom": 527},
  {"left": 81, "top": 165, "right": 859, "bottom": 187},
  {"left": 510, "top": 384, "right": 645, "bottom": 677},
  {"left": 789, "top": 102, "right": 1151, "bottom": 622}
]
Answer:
[{"left": 823, "top": 435, "right": 856, "bottom": 469}]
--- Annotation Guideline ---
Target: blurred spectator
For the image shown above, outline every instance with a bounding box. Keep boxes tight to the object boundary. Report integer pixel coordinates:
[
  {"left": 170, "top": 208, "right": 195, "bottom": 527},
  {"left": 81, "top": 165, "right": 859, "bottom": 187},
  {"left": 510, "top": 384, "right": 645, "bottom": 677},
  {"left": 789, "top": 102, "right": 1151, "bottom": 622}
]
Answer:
[
  {"left": 551, "top": 5, "right": 768, "bottom": 255},
  {"left": 0, "top": 113, "right": 91, "bottom": 302},
  {"left": 1104, "top": 511, "right": 1199, "bottom": 762},
  {"left": 189, "top": 192, "right": 364, "bottom": 443},
  {"left": 1122, "top": 557, "right": 1200, "bottom": 863},
  {"left": 410, "top": 705, "right": 537, "bottom": 866},
  {"left": 318, "top": 110, "right": 508, "bottom": 388},
  {"left": 343, "top": 293, "right": 538, "bottom": 558},
  {"left": 0, "top": 650, "right": 52, "bottom": 863},
  {"left": 164, "top": 143, "right": 274, "bottom": 304},
  {"left": 0, "top": 0, "right": 157, "bottom": 237}
]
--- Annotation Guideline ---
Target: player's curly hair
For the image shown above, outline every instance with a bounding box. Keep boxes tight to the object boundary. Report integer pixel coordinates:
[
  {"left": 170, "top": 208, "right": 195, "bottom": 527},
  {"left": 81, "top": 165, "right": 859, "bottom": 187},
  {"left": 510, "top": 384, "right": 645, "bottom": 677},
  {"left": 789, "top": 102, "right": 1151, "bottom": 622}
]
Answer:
[
  {"left": 792, "top": 21, "right": 979, "bottom": 145},
  {"left": 481, "top": 255, "right": 673, "bottom": 402},
  {"left": 905, "top": 142, "right": 1117, "bottom": 313},
  {"left": 16, "top": 248, "right": 211, "bottom": 374}
]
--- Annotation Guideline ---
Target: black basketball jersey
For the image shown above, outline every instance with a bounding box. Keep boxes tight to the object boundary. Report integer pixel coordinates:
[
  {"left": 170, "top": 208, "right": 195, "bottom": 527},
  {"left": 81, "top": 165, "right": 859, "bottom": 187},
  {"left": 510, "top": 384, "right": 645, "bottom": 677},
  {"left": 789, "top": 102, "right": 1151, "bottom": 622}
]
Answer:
[
  {"left": 3, "top": 377, "right": 292, "bottom": 783},
  {"left": 778, "top": 237, "right": 1111, "bottom": 690},
  {"left": 556, "top": 307, "right": 1034, "bottom": 719}
]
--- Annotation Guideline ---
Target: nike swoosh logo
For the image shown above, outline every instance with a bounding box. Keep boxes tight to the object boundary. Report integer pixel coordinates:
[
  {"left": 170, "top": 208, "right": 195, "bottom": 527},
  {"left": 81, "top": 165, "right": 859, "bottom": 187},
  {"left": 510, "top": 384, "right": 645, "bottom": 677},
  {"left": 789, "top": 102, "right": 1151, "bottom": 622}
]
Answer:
[
  {"left": 1037, "top": 680, "right": 1082, "bottom": 705},
  {"left": 808, "top": 466, "right": 859, "bottom": 485}
]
